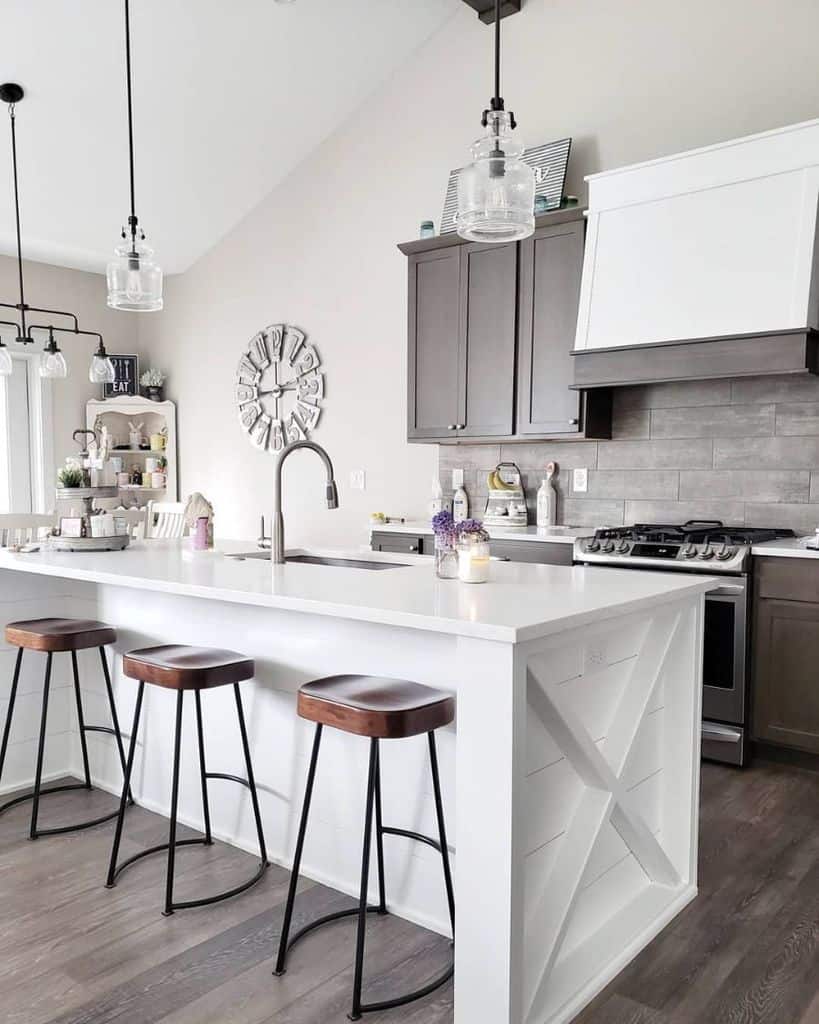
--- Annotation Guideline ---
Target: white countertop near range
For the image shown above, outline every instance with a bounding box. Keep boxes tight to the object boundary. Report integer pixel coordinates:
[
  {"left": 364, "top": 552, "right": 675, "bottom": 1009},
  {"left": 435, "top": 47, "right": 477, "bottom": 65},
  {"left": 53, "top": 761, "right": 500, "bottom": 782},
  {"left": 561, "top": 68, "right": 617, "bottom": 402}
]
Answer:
[
  {"left": 0, "top": 538, "right": 712, "bottom": 644},
  {"left": 370, "top": 521, "right": 590, "bottom": 544},
  {"left": 752, "top": 537, "right": 819, "bottom": 559}
]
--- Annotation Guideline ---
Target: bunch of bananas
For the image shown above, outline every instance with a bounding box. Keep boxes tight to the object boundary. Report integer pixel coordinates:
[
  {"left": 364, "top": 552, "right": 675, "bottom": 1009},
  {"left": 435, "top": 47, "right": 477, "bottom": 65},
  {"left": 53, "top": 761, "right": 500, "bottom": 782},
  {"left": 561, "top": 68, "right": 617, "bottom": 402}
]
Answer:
[{"left": 487, "top": 469, "right": 516, "bottom": 491}]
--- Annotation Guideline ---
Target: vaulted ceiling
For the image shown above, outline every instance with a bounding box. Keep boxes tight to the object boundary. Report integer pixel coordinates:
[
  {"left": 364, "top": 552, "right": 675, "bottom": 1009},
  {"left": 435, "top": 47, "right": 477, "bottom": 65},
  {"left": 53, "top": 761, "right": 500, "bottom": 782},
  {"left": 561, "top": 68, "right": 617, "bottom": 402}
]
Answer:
[{"left": 0, "top": 0, "right": 459, "bottom": 275}]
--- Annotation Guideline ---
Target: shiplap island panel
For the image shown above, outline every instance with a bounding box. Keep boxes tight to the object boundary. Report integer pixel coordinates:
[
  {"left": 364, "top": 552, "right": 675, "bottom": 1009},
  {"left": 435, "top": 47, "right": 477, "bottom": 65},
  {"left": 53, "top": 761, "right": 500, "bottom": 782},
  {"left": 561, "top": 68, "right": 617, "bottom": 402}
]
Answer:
[{"left": 0, "top": 541, "right": 712, "bottom": 1023}]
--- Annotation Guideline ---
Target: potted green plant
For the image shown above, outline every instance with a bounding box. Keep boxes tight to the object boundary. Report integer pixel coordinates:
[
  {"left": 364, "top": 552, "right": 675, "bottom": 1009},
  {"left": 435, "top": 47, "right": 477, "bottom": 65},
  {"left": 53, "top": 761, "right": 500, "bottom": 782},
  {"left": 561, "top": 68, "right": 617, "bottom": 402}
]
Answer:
[
  {"left": 140, "top": 368, "right": 166, "bottom": 402},
  {"left": 57, "top": 466, "right": 85, "bottom": 488}
]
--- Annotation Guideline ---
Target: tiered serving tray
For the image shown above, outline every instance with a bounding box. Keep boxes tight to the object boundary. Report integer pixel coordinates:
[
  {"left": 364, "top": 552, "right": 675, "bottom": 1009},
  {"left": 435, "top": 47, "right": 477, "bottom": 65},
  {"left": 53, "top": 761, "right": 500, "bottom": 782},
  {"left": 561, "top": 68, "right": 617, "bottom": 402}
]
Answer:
[{"left": 53, "top": 486, "right": 129, "bottom": 552}]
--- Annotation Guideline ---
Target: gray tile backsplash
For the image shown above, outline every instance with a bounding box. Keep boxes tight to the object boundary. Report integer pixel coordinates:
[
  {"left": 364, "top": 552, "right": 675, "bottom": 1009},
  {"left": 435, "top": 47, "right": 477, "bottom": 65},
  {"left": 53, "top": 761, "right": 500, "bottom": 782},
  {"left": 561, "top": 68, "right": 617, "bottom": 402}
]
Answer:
[{"left": 437, "top": 375, "right": 819, "bottom": 536}]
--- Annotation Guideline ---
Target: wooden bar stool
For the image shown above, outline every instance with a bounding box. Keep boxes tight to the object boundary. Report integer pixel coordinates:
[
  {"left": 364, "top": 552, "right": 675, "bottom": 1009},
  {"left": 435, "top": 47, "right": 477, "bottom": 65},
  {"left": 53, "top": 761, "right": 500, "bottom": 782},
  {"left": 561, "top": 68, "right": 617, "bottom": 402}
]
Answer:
[
  {"left": 105, "top": 644, "right": 268, "bottom": 916},
  {"left": 274, "top": 674, "right": 456, "bottom": 1021},
  {"left": 0, "top": 617, "right": 132, "bottom": 839}
]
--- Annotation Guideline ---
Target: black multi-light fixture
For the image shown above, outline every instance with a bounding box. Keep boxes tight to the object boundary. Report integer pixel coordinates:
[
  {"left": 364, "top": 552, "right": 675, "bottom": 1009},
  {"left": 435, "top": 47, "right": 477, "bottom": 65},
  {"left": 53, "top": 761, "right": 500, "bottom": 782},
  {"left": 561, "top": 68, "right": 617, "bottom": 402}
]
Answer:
[
  {"left": 456, "top": 0, "right": 534, "bottom": 242},
  {"left": 0, "top": 83, "right": 115, "bottom": 383},
  {"left": 106, "top": 0, "right": 163, "bottom": 312}
]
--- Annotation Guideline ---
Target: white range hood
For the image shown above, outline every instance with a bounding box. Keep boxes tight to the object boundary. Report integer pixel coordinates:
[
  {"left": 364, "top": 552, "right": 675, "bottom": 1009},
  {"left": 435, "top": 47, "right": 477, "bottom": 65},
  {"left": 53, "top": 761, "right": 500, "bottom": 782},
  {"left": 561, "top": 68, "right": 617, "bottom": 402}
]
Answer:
[{"left": 573, "top": 118, "right": 819, "bottom": 386}]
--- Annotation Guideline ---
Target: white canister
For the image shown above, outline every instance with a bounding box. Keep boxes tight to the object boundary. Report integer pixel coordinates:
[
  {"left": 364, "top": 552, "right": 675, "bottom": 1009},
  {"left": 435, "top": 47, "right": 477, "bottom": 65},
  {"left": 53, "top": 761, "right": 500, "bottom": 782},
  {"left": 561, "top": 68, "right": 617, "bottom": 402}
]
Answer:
[
  {"left": 151, "top": 471, "right": 167, "bottom": 489},
  {"left": 145, "top": 457, "right": 160, "bottom": 475},
  {"left": 110, "top": 456, "right": 123, "bottom": 474}
]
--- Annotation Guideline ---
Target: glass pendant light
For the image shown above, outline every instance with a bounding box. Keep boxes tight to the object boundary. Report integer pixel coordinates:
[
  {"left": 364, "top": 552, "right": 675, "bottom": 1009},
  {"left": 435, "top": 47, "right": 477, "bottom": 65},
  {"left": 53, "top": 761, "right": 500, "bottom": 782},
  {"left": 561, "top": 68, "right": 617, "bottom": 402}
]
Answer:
[
  {"left": 0, "top": 341, "right": 12, "bottom": 377},
  {"left": 39, "top": 329, "right": 68, "bottom": 379},
  {"left": 456, "top": 0, "right": 535, "bottom": 243},
  {"left": 107, "top": 0, "right": 163, "bottom": 312},
  {"left": 89, "top": 338, "right": 116, "bottom": 384}
]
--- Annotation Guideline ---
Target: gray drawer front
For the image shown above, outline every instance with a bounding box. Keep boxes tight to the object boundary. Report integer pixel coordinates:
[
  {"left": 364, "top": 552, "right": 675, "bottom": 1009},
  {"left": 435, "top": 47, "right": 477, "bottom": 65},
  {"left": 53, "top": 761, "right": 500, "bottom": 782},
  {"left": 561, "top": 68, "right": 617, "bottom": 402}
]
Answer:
[
  {"left": 490, "top": 539, "right": 573, "bottom": 565},
  {"left": 371, "top": 532, "right": 427, "bottom": 555}
]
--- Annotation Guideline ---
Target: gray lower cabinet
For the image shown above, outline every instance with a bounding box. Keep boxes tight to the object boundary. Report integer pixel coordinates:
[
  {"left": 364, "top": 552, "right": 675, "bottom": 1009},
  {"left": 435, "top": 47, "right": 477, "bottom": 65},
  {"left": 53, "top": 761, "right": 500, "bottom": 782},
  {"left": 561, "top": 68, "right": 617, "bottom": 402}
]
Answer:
[
  {"left": 370, "top": 531, "right": 573, "bottom": 566},
  {"left": 752, "top": 556, "right": 819, "bottom": 753}
]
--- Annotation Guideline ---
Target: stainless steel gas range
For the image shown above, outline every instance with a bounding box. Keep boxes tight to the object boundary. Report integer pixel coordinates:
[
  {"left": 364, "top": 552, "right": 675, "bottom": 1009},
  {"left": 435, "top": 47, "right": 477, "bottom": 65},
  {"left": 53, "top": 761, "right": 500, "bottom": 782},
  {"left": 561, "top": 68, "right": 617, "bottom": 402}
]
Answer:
[{"left": 573, "top": 521, "right": 795, "bottom": 767}]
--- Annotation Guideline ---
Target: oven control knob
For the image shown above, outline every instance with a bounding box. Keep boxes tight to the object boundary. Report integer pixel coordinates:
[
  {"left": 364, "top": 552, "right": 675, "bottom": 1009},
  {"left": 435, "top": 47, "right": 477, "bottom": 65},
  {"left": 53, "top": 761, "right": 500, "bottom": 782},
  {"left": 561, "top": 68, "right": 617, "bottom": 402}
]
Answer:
[
  {"left": 716, "top": 544, "right": 737, "bottom": 561},
  {"left": 682, "top": 543, "right": 699, "bottom": 559},
  {"left": 585, "top": 539, "right": 601, "bottom": 553},
  {"left": 699, "top": 545, "right": 715, "bottom": 560},
  {"left": 617, "top": 540, "right": 630, "bottom": 554},
  {"left": 602, "top": 541, "right": 616, "bottom": 554}
]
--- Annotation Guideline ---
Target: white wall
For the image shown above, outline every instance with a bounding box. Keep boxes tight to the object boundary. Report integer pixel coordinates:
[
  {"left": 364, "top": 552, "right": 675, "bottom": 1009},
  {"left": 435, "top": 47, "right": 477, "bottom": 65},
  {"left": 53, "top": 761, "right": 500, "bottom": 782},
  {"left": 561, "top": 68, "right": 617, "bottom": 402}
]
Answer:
[
  {"left": 137, "top": 0, "right": 819, "bottom": 546},
  {"left": 0, "top": 254, "right": 141, "bottom": 496}
]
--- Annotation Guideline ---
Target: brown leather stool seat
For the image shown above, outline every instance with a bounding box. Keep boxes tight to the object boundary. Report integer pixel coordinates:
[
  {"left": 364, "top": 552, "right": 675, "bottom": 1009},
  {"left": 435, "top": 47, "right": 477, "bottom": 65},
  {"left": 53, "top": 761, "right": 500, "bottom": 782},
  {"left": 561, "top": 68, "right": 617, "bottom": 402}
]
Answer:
[
  {"left": 6, "top": 617, "right": 117, "bottom": 652},
  {"left": 276, "top": 673, "right": 456, "bottom": 1019},
  {"left": 1, "top": 616, "right": 129, "bottom": 840},
  {"left": 106, "top": 643, "right": 268, "bottom": 915},
  {"left": 298, "top": 674, "right": 455, "bottom": 739},
  {"left": 123, "top": 644, "right": 255, "bottom": 690}
]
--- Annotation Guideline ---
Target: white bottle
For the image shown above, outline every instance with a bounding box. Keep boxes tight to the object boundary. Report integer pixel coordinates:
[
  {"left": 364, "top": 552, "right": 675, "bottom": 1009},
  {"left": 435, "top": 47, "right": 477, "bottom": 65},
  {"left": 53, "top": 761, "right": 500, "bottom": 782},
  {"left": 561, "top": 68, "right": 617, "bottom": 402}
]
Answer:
[
  {"left": 536, "top": 462, "right": 559, "bottom": 527},
  {"left": 452, "top": 468, "right": 469, "bottom": 523},
  {"left": 430, "top": 477, "right": 444, "bottom": 517}
]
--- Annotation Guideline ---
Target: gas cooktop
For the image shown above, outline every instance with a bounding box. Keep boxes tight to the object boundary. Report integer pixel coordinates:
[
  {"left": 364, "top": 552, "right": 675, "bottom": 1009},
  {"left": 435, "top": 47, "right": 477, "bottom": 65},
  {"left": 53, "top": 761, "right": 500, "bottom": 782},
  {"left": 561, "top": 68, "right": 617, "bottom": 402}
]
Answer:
[{"left": 574, "top": 521, "right": 795, "bottom": 573}]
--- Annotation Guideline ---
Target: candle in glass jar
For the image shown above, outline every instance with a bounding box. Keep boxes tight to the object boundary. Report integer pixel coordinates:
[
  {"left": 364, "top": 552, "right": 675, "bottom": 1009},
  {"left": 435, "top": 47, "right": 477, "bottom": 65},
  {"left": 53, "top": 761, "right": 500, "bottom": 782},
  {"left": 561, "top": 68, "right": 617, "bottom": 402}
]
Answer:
[{"left": 458, "top": 537, "right": 491, "bottom": 583}]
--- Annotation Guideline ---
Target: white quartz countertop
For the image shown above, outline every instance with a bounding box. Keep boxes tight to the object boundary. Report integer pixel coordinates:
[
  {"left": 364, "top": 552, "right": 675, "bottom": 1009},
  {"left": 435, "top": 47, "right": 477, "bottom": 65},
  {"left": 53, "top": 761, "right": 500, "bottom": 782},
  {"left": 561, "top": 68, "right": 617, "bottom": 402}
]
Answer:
[
  {"left": 371, "top": 521, "right": 589, "bottom": 544},
  {"left": 752, "top": 537, "right": 819, "bottom": 559},
  {"left": 0, "top": 539, "right": 715, "bottom": 644}
]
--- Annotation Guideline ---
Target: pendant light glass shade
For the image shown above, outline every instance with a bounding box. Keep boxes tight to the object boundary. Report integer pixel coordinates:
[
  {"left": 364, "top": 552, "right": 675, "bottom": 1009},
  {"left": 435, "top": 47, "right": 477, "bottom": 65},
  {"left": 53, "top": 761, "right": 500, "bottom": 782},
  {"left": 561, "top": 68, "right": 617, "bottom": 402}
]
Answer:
[
  {"left": 39, "top": 343, "right": 68, "bottom": 379},
  {"left": 106, "top": 239, "right": 163, "bottom": 312},
  {"left": 0, "top": 344, "right": 12, "bottom": 376},
  {"left": 457, "top": 110, "right": 535, "bottom": 243},
  {"left": 89, "top": 351, "right": 116, "bottom": 384}
]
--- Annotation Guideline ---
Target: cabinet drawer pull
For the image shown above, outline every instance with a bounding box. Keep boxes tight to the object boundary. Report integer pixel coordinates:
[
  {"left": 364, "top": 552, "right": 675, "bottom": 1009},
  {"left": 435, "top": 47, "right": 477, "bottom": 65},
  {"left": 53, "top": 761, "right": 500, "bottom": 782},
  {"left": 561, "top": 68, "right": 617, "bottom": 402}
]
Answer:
[
  {"left": 447, "top": 424, "right": 456, "bottom": 431},
  {"left": 409, "top": 545, "right": 418, "bottom": 552},
  {"left": 568, "top": 418, "right": 579, "bottom": 426},
  {"left": 457, "top": 423, "right": 465, "bottom": 430}
]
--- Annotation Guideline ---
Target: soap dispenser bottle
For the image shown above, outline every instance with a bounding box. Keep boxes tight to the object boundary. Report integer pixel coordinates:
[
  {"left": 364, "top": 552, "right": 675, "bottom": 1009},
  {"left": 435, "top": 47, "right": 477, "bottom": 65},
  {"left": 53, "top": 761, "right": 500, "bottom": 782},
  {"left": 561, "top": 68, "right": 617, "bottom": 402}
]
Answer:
[
  {"left": 537, "top": 461, "right": 559, "bottom": 527},
  {"left": 452, "top": 469, "right": 469, "bottom": 523}
]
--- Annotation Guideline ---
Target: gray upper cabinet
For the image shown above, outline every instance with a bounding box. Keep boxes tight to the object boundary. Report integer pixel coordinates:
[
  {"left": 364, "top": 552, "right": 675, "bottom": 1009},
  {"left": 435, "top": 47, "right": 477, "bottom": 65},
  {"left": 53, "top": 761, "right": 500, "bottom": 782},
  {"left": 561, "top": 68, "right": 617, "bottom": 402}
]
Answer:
[
  {"left": 401, "top": 208, "right": 611, "bottom": 444},
  {"left": 457, "top": 242, "right": 517, "bottom": 438},
  {"left": 407, "top": 247, "right": 461, "bottom": 439},
  {"left": 517, "top": 221, "right": 584, "bottom": 435}
]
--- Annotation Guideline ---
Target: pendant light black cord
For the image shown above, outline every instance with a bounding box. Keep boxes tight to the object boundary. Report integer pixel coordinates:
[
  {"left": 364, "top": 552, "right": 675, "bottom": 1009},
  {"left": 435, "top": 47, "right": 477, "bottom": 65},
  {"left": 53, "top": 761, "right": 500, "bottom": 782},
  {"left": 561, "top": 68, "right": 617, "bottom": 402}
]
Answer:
[
  {"left": 124, "top": 0, "right": 138, "bottom": 250},
  {"left": 493, "top": 0, "right": 502, "bottom": 110},
  {"left": 8, "top": 104, "right": 27, "bottom": 340}
]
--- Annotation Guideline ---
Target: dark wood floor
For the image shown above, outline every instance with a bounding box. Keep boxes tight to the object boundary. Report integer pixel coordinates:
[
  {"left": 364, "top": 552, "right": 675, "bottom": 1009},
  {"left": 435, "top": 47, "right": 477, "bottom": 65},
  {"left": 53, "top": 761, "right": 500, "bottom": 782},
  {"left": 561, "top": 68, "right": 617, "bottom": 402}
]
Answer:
[{"left": 4, "top": 760, "right": 819, "bottom": 1023}]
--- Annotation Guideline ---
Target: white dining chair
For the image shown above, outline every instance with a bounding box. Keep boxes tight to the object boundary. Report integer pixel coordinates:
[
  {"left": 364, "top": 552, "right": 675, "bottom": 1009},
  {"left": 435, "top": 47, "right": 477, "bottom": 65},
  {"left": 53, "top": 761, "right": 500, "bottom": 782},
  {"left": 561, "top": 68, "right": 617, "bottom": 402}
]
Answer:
[
  {"left": 0, "top": 513, "right": 57, "bottom": 548},
  {"left": 111, "top": 506, "right": 148, "bottom": 540},
  {"left": 144, "top": 501, "right": 188, "bottom": 540}
]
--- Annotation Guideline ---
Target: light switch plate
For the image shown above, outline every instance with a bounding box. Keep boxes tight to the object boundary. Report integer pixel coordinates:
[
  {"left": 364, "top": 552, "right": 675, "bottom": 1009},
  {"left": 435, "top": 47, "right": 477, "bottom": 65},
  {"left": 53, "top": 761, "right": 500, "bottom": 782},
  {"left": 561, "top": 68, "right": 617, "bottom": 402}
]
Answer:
[
  {"left": 573, "top": 467, "right": 588, "bottom": 493},
  {"left": 452, "top": 468, "right": 464, "bottom": 489},
  {"left": 350, "top": 469, "right": 366, "bottom": 490}
]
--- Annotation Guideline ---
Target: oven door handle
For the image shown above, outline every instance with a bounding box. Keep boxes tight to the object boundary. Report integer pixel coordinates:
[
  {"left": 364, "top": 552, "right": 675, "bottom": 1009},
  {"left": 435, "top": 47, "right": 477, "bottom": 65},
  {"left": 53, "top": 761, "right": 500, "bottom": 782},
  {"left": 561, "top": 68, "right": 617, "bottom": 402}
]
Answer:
[
  {"left": 701, "top": 723, "right": 743, "bottom": 743},
  {"left": 709, "top": 584, "right": 745, "bottom": 596}
]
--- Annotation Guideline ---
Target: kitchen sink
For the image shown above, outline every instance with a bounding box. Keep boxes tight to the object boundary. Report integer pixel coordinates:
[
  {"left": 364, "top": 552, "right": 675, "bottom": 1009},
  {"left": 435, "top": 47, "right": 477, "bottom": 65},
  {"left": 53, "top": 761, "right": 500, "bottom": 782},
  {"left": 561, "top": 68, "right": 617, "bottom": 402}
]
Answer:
[{"left": 225, "top": 551, "right": 407, "bottom": 570}]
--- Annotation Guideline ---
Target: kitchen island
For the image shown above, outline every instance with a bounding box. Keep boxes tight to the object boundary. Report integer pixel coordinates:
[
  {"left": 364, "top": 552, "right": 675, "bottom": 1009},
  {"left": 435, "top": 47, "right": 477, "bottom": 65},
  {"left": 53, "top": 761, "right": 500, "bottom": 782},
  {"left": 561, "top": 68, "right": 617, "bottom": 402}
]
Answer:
[{"left": 0, "top": 541, "right": 712, "bottom": 1024}]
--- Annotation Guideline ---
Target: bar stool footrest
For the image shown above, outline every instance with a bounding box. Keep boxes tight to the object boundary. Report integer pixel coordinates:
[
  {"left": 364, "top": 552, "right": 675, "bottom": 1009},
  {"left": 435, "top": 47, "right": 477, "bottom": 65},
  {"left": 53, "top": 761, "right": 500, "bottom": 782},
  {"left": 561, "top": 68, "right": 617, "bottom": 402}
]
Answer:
[{"left": 0, "top": 781, "right": 126, "bottom": 837}]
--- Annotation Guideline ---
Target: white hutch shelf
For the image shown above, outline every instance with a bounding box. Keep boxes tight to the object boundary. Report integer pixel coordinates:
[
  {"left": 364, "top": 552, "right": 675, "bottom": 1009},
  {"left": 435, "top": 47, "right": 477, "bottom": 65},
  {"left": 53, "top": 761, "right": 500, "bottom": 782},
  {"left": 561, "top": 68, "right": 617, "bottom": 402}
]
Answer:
[{"left": 86, "top": 396, "right": 178, "bottom": 507}]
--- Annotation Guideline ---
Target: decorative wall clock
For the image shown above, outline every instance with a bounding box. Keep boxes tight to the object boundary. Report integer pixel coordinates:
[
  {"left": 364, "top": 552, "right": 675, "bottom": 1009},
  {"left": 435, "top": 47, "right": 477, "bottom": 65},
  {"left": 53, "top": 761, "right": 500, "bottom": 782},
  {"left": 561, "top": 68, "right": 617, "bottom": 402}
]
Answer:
[{"left": 235, "top": 324, "right": 324, "bottom": 453}]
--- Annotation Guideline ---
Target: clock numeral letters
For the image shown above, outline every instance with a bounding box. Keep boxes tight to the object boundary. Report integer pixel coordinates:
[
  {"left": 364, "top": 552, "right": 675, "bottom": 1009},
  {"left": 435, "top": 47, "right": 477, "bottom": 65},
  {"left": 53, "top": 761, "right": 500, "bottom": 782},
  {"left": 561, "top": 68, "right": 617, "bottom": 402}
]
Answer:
[
  {"left": 235, "top": 383, "right": 258, "bottom": 406},
  {"left": 285, "top": 327, "right": 306, "bottom": 366},
  {"left": 271, "top": 419, "right": 285, "bottom": 452},
  {"left": 249, "top": 332, "right": 271, "bottom": 371},
  {"left": 239, "top": 401, "right": 262, "bottom": 432},
  {"left": 265, "top": 324, "right": 284, "bottom": 363},
  {"left": 237, "top": 354, "right": 261, "bottom": 386},
  {"left": 296, "top": 345, "right": 319, "bottom": 374},
  {"left": 296, "top": 400, "right": 321, "bottom": 432},
  {"left": 250, "top": 414, "right": 271, "bottom": 450},
  {"left": 298, "top": 372, "right": 324, "bottom": 402},
  {"left": 285, "top": 412, "right": 306, "bottom": 444}
]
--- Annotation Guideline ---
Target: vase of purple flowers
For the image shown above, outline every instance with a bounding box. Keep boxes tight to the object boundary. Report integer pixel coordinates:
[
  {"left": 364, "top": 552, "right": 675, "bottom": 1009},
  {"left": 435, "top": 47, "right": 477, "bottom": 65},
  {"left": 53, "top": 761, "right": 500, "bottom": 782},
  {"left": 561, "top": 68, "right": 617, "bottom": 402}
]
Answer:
[{"left": 431, "top": 509, "right": 459, "bottom": 579}]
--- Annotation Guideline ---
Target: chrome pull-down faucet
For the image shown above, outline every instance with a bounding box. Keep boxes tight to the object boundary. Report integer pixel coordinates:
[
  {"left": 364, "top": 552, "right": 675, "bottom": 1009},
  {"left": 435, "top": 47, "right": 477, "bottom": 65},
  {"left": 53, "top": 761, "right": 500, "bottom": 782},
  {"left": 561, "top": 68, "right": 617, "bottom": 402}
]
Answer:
[{"left": 272, "top": 440, "right": 339, "bottom": 565}]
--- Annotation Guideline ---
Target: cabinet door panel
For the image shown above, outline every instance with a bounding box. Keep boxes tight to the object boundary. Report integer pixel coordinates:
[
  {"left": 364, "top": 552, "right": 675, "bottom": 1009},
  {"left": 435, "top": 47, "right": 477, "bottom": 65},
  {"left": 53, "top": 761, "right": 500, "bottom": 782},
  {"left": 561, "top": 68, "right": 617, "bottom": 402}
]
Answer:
[
  {"left": 518, "top": 222, "right": 584, "bottom": 435},
  {"left": 457, "top": 242, "right": 517, "bottom": 438},
  {"left": 490, "top": 539, "right": 573, "bottom": 565},
  {"left": 408, "top": 249, "right": 460, "bottom": 439},
  {"left": 753, "top": 598, "right": 819, "bottom": 752}
]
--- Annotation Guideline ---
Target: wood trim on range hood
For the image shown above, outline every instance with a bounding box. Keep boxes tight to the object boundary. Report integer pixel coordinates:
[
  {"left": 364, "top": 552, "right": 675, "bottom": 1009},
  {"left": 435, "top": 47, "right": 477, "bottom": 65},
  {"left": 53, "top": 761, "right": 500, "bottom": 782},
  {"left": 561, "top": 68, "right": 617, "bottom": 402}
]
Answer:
[{"left": 571, "top": 329, "right": 819, "bottom": 389}]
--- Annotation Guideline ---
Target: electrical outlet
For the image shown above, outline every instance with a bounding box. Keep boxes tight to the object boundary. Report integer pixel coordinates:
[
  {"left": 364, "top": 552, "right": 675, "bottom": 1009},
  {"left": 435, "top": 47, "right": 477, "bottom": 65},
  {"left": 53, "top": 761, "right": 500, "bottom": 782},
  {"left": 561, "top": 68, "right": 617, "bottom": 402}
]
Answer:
[
  {"left": 573, "top": 467, "right": 588, "bottom": 493},
  {"left": 350, "top": 469, "right": 366, "bottom": 491},
  {"left": 586, "top": 643, "right": 606, "bottom": 669}
]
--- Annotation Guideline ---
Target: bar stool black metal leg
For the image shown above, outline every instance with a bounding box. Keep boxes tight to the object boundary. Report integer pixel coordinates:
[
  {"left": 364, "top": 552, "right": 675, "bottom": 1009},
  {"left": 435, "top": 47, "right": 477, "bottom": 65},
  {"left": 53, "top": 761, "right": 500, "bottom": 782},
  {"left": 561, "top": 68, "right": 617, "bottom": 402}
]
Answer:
[
  {"left": 428, "top": 732, "right": 455, "bottom": 936},
  {"left": 163, "top": 690, "right": 185, "bottom": 916},
  {"left": 373, "top": 742, "right": 387, "bottom": 915},
  {"left": 0, "top": 648, "right": 23, "bottom": 783},
  {"left": 99, "top": 647, "right": 134, "bottom": 805},
  {"left": 233, "top": 683, "right": 268, "bottom": 865},
  {"left": 29, "top": 653, "right": 53, "bottom": 840},
  {"left": 274, "top": 722, "right": 323, "bottom": 976},
  {"left": 194, "top": 691, "right": 213, "bottom": 845},
  {"left": 71, "top": 651, "right": 92, "bottom": 789},
  {"left": 106, "top": 681, "right": 145, "bottom": 887},
  {"left": 349, "top": 737, "right": 379, "bottom": 1022}
]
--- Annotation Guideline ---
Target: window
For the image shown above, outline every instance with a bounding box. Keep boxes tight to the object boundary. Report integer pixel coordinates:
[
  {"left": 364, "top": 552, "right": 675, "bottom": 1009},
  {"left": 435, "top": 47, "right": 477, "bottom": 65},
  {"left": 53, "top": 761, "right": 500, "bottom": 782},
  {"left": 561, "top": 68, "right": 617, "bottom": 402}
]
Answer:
[{"left": 0, "top": 353, "right": 53, "bottom": 513}]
